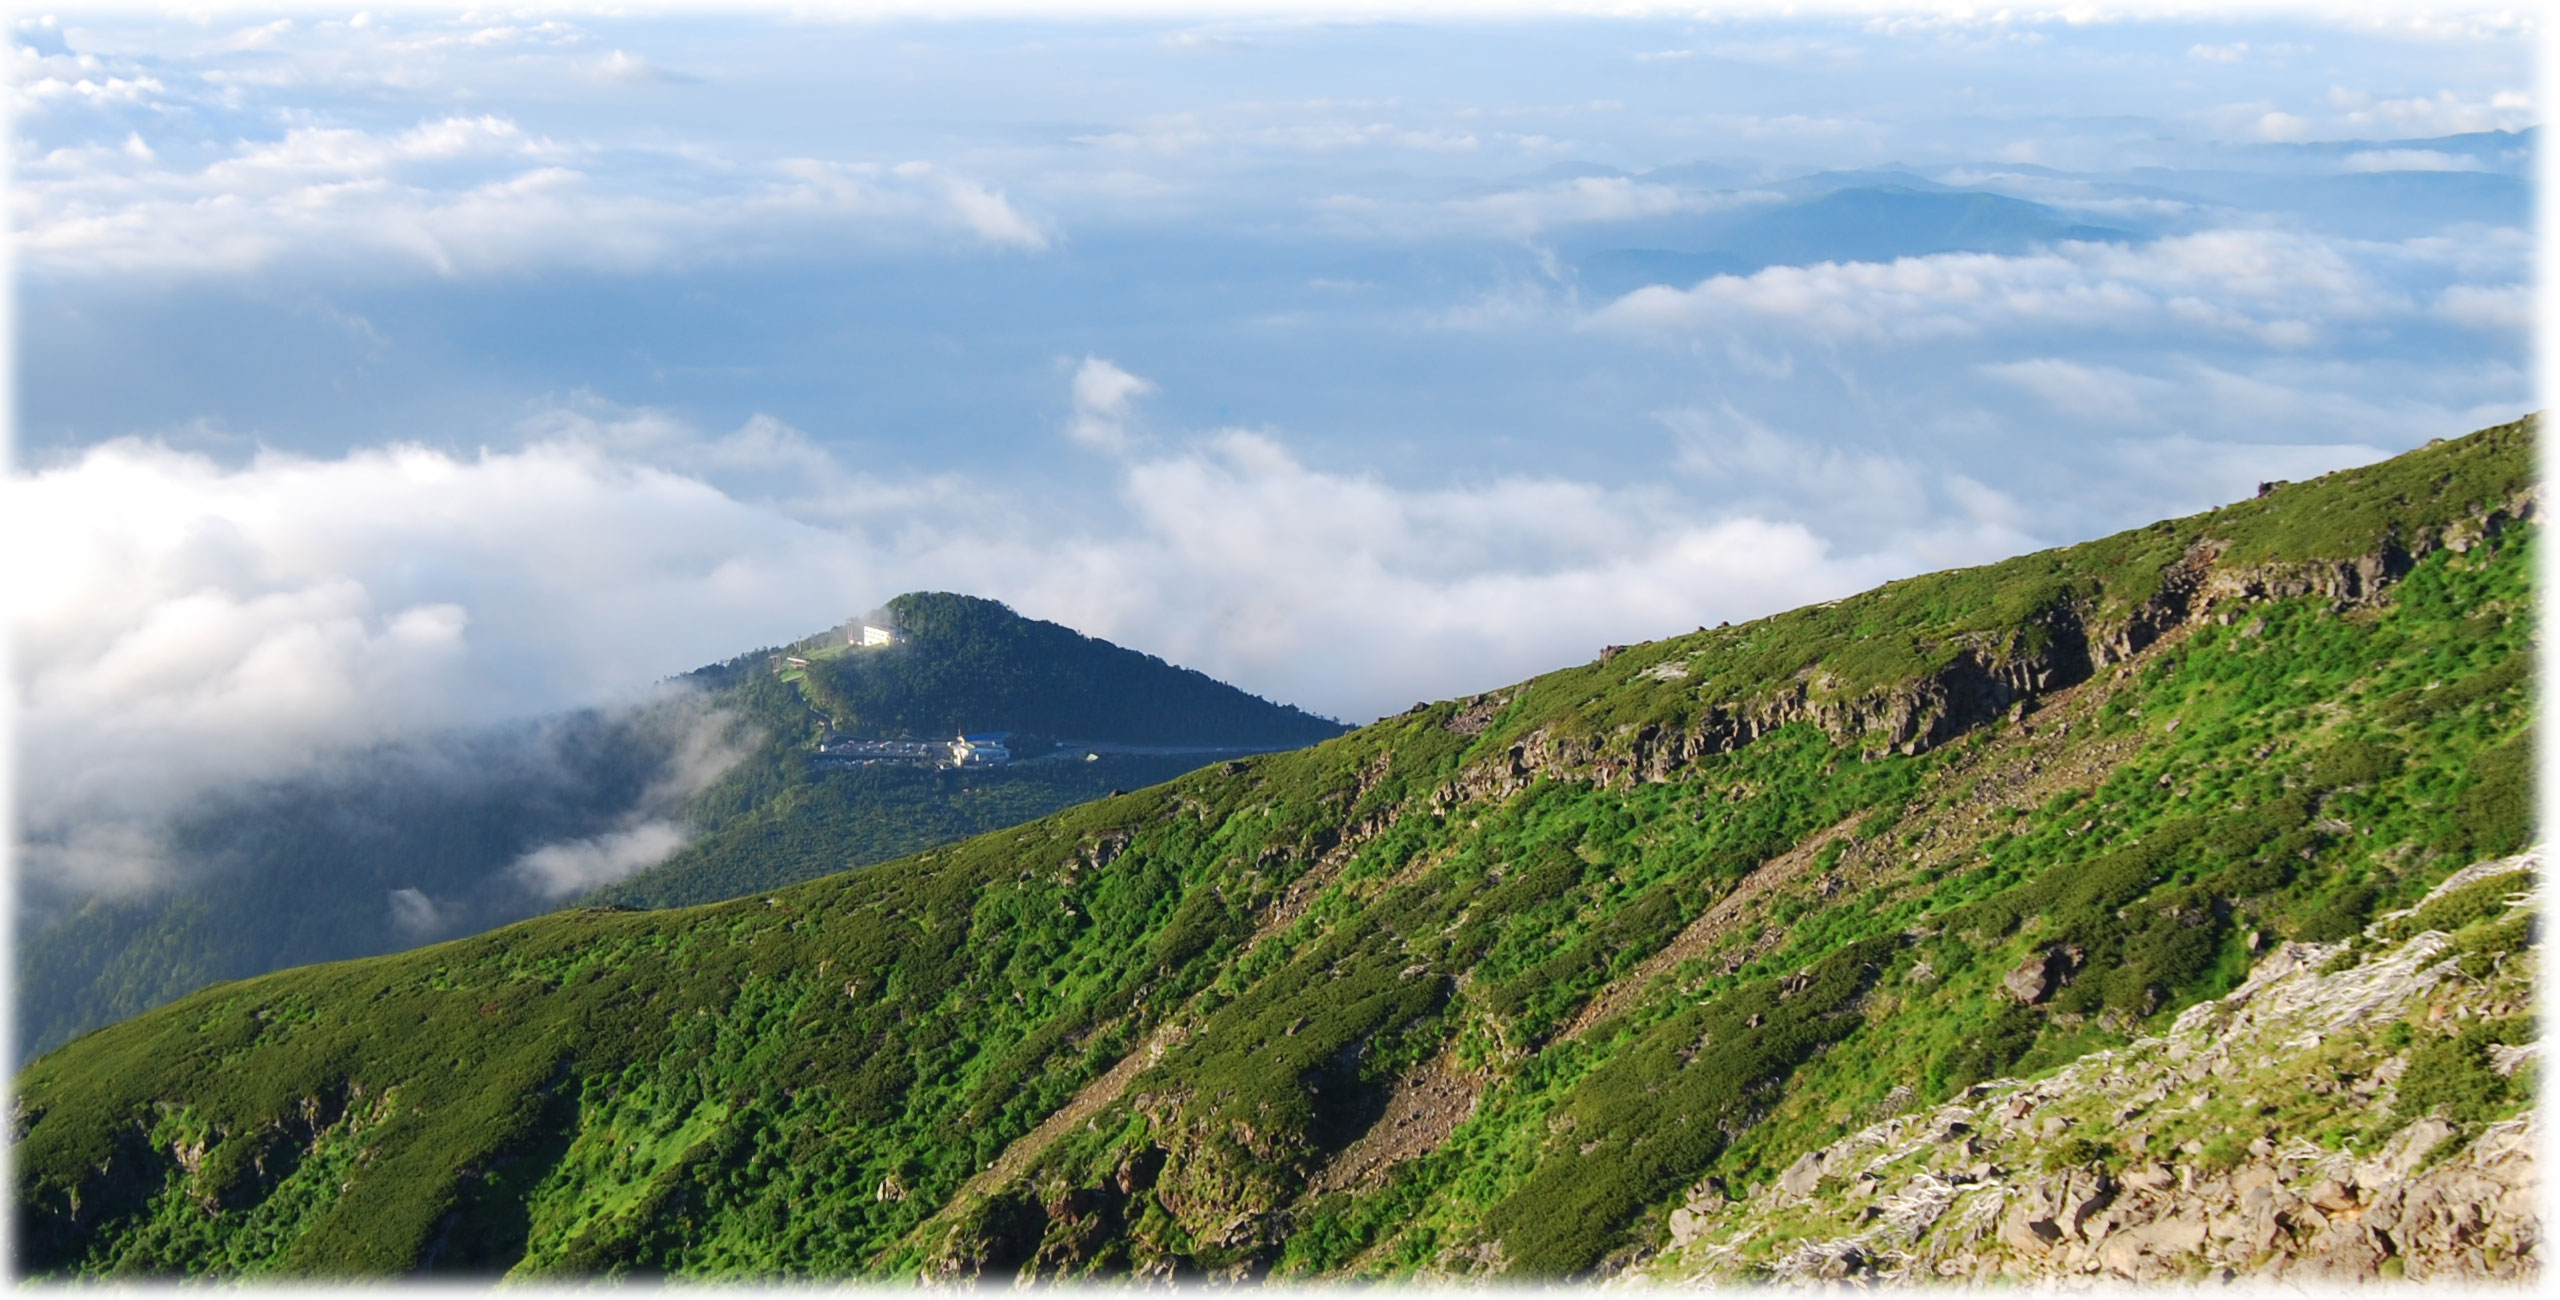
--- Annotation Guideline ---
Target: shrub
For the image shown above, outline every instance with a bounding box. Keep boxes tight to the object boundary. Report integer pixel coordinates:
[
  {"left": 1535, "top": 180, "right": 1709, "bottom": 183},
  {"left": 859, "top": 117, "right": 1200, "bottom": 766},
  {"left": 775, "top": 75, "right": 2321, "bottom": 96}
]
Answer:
[{"left": 2396, "top": 1017, "right": 2534, "bottom": 1126}]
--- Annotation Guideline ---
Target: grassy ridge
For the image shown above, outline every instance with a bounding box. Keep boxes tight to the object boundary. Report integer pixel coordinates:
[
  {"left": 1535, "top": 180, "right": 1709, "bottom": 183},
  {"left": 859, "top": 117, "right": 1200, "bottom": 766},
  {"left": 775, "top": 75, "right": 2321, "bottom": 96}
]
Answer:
[{"left": 13, "top": 418, "right": 2536, "bottom": 1279}]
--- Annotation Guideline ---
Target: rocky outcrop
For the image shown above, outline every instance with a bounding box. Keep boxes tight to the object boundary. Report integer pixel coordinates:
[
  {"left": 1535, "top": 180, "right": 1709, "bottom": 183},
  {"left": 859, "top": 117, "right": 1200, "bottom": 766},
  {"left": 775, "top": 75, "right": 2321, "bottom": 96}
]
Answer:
[
  {"left": 1456, "top": 490, "right": 2536, "bottom": 799},
  {"left": 1649, "top": 850, "right": 2542, "bottom": 1287},
  {"left": 2001, "top": 946, "right": 2082, "bottom": 1005}
]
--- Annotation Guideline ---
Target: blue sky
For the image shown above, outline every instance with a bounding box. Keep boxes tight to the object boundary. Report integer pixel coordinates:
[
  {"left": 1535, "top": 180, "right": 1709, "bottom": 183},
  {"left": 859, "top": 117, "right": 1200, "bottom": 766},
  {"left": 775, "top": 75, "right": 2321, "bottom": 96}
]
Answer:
[{"left": 7, "top": 4, "right": 2539, "bottom": 889}]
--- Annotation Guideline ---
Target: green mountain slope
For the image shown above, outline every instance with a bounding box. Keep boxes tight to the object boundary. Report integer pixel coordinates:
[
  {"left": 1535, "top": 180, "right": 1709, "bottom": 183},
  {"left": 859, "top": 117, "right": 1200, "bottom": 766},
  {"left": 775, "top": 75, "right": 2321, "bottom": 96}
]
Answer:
[
  {"left": 17, "top": 594, "right": 1344, "bottom": 1056},
  {"left": 585, "top": 593, "right": 1347, "bottom": 909},
  {"left": 14, "top": 419, "right": 2535, "bottom": 1281}
]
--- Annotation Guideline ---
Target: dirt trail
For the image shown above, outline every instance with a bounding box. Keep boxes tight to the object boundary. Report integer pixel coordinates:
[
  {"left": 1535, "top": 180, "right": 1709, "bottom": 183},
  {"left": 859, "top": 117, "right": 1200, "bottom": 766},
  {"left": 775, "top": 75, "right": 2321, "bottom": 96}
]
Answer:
[
  {"left": 942, "top": 1020, "right": 1187, "bottom": 1209},
  {"left": 899, "top": 780, "right": 1410, "bottom": 1251},
  {"left": 1566, "top": 656, "right": 2159, "bottom": 1043},
  {"left": 1559, "top": 813, "right": 1866, "bottom": 1042}
]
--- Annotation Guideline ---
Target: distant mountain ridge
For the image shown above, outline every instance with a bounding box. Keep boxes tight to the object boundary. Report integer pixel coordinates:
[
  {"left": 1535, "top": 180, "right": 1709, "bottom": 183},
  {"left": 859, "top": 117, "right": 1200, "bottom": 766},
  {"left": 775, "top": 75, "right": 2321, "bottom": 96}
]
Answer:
[{"left": 1577, "top": 184, "right": 2132, "bottom": 297}]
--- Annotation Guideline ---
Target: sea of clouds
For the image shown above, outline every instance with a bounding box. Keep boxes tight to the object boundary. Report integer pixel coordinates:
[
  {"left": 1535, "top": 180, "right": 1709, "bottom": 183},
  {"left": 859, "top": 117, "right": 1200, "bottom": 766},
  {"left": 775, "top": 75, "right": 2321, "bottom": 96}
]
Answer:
[{"left": 8, "top": 6, "right": 2537, "bottom": 901}]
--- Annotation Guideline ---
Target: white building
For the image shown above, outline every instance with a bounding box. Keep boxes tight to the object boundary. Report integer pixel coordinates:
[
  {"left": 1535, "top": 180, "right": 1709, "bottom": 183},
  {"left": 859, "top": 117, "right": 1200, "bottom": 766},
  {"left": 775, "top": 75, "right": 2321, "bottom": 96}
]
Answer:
[
  {"left": 949, "top": 732, "right": 1012, "bottom": 766},
  {"left": 856, "top": 624, "right": 897, "bottom": 647}
]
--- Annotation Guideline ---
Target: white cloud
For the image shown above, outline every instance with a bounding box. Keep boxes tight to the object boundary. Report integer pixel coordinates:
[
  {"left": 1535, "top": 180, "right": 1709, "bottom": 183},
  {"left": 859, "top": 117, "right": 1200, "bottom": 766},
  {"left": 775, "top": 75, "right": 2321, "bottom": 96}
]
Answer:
[
  {"left": 1444, "top": 176, "right": 1769, "bottom": 237},
  {"left": 2340, "top": 148, "right": 2488, "bottom": 173},
  {"left": 1304, "top": 176, "right": 1779, "bottom": 243},
  {"left": 1979, "top": 357, "right": 2161, "bottom": 423},
  {"left": 388, "top": 886, "right": 445, "bottom": 936},
  {"left": 2434, "top": 282, "right": 2532, "bottom": 331},
  {"left": 1047, "top": 429, "right": 1928, "bottom": 699},
  {"left": 2109, "top": 434, "right": 2392, "bottom": 511},
  {"left": 17, "top": 117, "right": 1051, "bottom": 276},
  {"left": 1067, "top": 356, "right": 1157, "bottom": 452},
  {"left": 1073, "top": 105, "right": 1481, "bottom": 159},
  {"left": 2348, "top": 89, "right": 2536, "bottom": 137},
  {"left": 1589, "top": 229, "right": 2397, "bottom": 349},
  {"left": 2256, "top": 111, "right": 2312, "bottom": 142},
  {"left": 2209, "top": 87, "right": 2536, "bottom": 145},
  {"left": 508, "top": 821, "right": 692, "bottom": 899},
  {"left": 1657, "top": 405, "right": 2037, "bottom": 566},
  {"left": 893, "top": 160, "right": 1049, "bottom": 251},
  {"left": 11, "top": 396, "right": 2009, "bottom": 891},
  {"left": 591, "top": 49, "right": 695, "bottom": 84},
  {"left": 13, "top": 70, "right": 165, "bottom": 111},
  {"left": 1974, "top": 351, "right": 2521, "bottom": 460},
  {"left": 5, "top": 434, "right": 867, "bottom": 858}
]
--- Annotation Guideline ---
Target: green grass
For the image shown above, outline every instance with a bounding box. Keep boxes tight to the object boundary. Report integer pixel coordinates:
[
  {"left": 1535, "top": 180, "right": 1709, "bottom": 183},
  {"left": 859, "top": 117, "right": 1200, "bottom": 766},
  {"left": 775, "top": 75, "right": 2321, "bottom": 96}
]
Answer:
[{"left": 14, "top": 416, "right": 2537, "bottom": 1281}]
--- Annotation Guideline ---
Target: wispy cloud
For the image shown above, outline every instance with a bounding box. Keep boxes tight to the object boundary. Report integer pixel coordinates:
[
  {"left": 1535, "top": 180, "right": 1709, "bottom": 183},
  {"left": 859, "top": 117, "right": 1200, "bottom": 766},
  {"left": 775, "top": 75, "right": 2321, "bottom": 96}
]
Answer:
[
  {"left": 1068, "top": 357, "right": 1157, "bottom": 452},
  {"left": 17, "top": 117, "right": 1052, "bottom": 276},
  {"left": 2341, "top": 148, "right": 2489, "bottom": 173},
  {"left": 1589, "top": 230, "right": 2414, "bottom": 349},
  {"left": 508, "top": 821, "right": 692, "bottom": 899}
]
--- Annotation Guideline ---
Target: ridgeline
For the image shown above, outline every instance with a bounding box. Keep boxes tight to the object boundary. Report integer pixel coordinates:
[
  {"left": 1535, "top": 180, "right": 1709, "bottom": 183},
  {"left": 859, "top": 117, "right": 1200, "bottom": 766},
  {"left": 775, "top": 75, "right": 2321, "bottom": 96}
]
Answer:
[{"left": 14, "top": 419, "right": 2537, "bottom": 1283}]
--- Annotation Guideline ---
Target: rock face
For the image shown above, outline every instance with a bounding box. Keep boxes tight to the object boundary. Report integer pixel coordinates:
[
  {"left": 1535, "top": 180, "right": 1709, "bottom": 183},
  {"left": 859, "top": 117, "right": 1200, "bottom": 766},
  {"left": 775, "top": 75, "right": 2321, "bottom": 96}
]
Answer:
[
  {"left": 2000, "top": 946, "right": 2081, "bottom": 1005},
  {"left": 1649, "top": 851, "right": 2542, "bottom": 1287},
  {"left": 1440, "top": 487, "right": 2535, "bottom": 804}
]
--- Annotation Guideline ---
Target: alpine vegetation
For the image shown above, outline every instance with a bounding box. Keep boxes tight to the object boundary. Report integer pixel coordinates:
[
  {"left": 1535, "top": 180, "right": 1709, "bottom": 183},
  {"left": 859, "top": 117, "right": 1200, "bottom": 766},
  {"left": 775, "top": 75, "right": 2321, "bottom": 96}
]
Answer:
[{"left": 13, "top": 419, "right": 2536, "bottom": 1283}]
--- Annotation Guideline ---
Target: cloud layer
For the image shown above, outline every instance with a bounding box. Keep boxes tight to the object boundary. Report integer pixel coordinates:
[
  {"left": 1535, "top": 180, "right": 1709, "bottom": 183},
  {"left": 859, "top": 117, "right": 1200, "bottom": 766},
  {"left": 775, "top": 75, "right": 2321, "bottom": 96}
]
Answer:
[
  {"left": 13, "top": 383, "right": 2041, "bottom": 899},
  {"left": 1590, "top": 229, "right": 2424, "bottom": 348},
  {"left": 18, "top": 112, "right": 1047, "bottom": 276}
]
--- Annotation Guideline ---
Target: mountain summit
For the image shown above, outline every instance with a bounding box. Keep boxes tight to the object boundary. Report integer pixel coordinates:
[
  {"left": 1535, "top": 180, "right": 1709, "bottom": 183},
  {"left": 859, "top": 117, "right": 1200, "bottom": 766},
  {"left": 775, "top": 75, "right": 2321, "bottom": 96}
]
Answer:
[
  {"left": 15, "top": 420, "right": 2537, "bottom": 1282},
  {"left": 16, "top": 595, "right": 1345, "bottom": 1057},
  {"left": 778, "top": 592, "right": 1343, "bottom": 747}
]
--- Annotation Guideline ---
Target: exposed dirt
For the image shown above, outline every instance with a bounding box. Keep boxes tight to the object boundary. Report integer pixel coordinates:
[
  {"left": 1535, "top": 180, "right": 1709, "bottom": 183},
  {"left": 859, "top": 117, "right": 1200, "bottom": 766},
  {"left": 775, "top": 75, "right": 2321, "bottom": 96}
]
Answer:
[
  {"left": 948, "top": 1021, "right": 1189, "bottom": 1214},
  {"left": 903, "top": 779, "right": 1422, "bottom": 1247},
  {"left": 1310, "top": 1047, "right": 1488, "bottom": 1194},
  {"left": 1560, "top": 813, "right": 1868, "bottom": 1042},
  {"left": 1566, "top": 661, "right": 2155, "bottom": 1043}
]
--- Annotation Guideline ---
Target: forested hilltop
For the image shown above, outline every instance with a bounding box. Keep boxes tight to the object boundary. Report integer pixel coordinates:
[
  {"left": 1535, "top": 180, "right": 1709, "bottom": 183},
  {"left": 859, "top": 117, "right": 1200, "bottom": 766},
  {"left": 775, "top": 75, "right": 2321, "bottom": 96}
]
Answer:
[
  {"left": 14, "top": 419, "right": 2536, "bottom": 1283},
  {"left": 19, "top": 594, "right": 1345, "bottom": 1056},
  {"left": 770, "top": 591, "right": 1345, "bottom": 747},
  {"left": 586, "top": 592, "right": 1348, "bottom": 910}
]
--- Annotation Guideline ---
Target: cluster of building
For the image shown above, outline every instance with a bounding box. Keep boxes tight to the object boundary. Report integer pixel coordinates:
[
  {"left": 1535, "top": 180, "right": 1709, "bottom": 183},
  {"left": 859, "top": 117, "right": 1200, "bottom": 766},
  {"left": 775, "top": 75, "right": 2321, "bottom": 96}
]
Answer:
[{"left": 813, "top": 731, "right": 1013, "bottom": 769}]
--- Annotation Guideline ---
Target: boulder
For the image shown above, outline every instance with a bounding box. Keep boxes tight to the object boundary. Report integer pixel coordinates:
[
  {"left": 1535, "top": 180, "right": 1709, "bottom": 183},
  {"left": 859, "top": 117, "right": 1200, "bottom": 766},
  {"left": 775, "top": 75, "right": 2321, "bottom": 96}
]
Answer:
[
  {"left": 2357, "top": 1116, "right": 2457, "bottom": 1187},
  {"left": 1667, "top": 1207, "right": 1705, "bottom": 1245},
  {"left": 2306, "top": 1177, "right": 2361, "bottom": 1215},
  {"left": 1778, "top": 1149, "right": 1827, "bottom": 1198},
  {"left": 2003, "top": 951, "right": 2062, "bottom": 1004},
  {"left": 2121, "top": 1163, "right": 2176, "bottom": 1193}
]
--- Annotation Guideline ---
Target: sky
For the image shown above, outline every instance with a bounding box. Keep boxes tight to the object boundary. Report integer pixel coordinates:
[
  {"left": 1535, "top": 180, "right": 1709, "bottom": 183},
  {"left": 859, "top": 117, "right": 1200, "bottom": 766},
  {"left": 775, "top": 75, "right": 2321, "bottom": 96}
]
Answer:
[{"left": 6, "top": 2, "right": 2542, "bottom": 897}]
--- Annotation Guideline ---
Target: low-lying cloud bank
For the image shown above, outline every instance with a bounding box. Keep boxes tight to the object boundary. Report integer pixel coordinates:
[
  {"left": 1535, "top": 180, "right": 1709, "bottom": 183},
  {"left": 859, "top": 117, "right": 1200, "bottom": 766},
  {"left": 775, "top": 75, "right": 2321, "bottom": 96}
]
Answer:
[
  {"left": 1585, "top": 228, "right": 2515, "bottom": 349},
  {"left": 9, "top": 369, "right": 2413, "bottom": 899},
  {"left": 0, "top": 419, "right": 1885, "bottom": 891}
]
